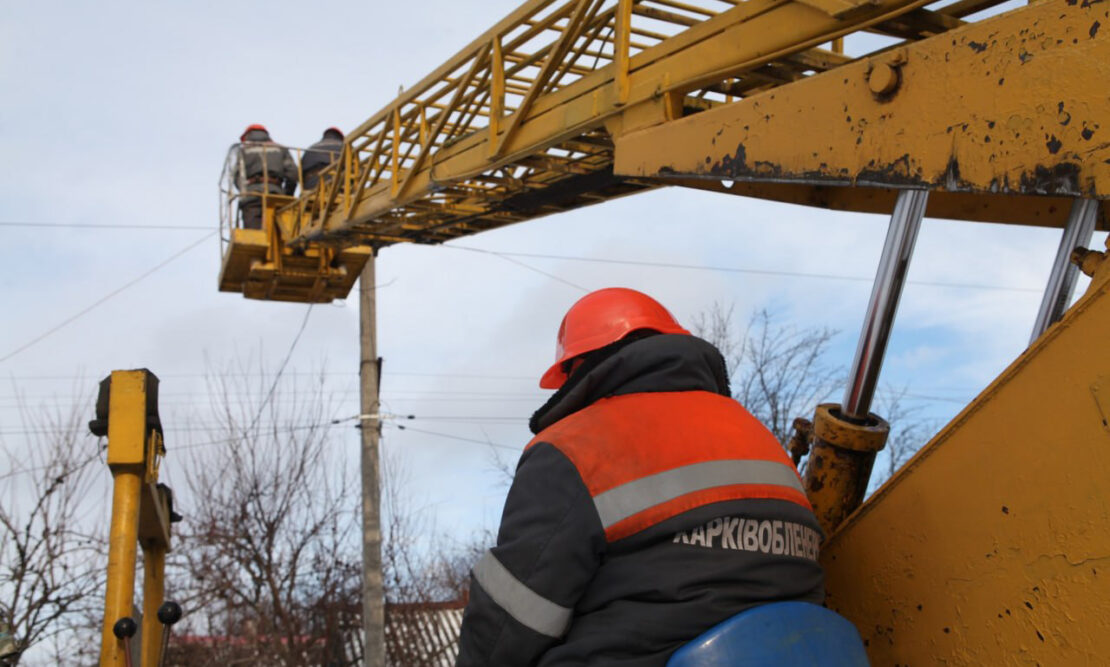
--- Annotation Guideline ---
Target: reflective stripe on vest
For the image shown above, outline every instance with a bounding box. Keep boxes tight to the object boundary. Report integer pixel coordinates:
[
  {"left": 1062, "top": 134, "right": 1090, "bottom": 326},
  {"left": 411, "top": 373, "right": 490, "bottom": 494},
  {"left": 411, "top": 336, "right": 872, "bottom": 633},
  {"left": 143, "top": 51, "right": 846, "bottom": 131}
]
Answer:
[
  {"left": 528, "top": 391, "right": 812, "bottom": 542},
  {"left": 593, "top": 459, "right": 805, "bottom": 530},
  {"left": 472, "top": 551, "right": 572, "bottom": 638}
]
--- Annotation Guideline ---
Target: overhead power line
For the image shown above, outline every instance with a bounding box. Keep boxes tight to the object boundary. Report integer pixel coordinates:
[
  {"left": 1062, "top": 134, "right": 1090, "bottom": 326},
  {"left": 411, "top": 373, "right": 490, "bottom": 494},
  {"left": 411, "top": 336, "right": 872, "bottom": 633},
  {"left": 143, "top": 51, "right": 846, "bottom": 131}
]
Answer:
[
  {"left": 243, "top": 304, "right": 316, "bottom": 434},
  {"left": 448, "top": 245, "right": 1042, "bottom": 294},
  {"left": 391, "top": 422, "right": 519, "bottom": 451},
  {"left": 0, "top": 450, "right": 101, "bottom": 482},
  {"left": 0, "top": 221, "right": 213, "bottom": 231},
  {"left": 0, "top": 231, "right": 217, "bottom": 365},
  {"left": 3, "top": 370, "right": 538, "bottom": 382},
  {"left": 451, "top": 245, "right": 590, "bottom": 292}
]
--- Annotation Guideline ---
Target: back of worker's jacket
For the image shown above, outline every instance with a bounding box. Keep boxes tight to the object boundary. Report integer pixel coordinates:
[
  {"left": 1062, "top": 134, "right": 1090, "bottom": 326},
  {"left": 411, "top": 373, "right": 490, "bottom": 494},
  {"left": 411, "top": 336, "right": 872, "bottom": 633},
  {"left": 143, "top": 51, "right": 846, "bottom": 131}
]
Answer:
[
  {"left": 456, "top": 334, "right": 825, "bottom": 667},
  {"left": 301, "top": 136, "right": 343, "bottom": 190},
  {"left": 233, "top": 129, "right": 298, "bottom": 196}
]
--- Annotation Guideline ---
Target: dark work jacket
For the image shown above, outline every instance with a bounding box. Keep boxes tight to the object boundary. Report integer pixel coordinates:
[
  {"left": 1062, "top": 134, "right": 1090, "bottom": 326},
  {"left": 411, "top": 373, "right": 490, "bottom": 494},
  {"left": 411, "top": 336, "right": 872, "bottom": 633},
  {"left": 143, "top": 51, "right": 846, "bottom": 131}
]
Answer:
[
  {"left": 232, "top": 129, "right": 299, "bottom": 196},
  {"left": 456, "top": 335, "right": 825, "bottom": 667},
  {"left": 301, "top": 135, "right": 343, "bottom": 190}
]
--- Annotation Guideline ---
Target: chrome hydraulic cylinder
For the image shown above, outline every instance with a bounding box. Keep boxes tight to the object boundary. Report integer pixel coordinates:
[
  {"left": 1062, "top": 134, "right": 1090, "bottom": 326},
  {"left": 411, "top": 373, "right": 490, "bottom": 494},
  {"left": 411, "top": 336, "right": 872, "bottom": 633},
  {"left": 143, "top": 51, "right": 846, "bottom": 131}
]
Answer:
[
  {"left": 804, "top": 189, "right": 927, "bottom": 537},
  {"left": 842, "top": 189, "right": 928, "bottom": 421},
  {"left": 1029, "top": 198, "right": 1098, "bottom": 344}
]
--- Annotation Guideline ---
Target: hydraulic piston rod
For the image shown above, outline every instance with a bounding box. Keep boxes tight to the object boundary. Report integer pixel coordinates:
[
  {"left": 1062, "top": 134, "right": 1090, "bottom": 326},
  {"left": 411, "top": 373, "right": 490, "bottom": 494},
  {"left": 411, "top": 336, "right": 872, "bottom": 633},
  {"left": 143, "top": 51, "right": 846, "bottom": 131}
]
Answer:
[
  {"left": 803, "top": 189, "right": 928, "bottom": 536},
  {"left": 1029, "top": 198, "right": 1098, "bottom": 344},
  {"left": 842, "top": 190, "right": 928, "bottom": 420}
]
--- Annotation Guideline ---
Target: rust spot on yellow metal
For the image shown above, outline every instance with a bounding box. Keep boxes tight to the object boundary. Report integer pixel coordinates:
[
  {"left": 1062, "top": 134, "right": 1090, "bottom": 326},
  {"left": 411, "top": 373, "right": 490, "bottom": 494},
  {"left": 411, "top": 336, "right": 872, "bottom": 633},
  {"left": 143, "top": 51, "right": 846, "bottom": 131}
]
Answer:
[
  {"left": 616, "top": 0, "right": 1110, "bottom": 202},
  {"left": 803, "top": 404, "right": 890, "bottom": 537}
]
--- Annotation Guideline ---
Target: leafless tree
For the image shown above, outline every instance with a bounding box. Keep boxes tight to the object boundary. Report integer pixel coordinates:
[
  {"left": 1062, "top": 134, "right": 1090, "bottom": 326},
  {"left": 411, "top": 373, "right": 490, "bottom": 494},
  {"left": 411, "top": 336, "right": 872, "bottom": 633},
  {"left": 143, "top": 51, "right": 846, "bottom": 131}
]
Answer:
[
  {"left": 693, "top": 305, "right": 841, "bottom": 445},
  {"left": 166, "top": 365, "right": 362, "bottom": 667},
  {"left": 163, "top": 360, "right": 488, "bottom": 667},
  {"left": 693, "top": 304, "right": 935, "bottom": 485},
  {"left": 870, "top": 385, "right": 937, "bottom": 488},
  {"left": 0, "top": 392, "right": 105, "bottom": 665},
  {"left": 380, "top": 448, "right": 486, "bottom": 666}
]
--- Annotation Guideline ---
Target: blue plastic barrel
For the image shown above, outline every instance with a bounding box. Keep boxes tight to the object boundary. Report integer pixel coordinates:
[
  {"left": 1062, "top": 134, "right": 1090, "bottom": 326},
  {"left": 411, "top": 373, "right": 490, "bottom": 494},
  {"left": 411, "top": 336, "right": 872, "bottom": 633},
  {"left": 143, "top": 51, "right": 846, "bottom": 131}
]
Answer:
[{"left": 666, "top": 602, "right": 870, "bottom": 666}]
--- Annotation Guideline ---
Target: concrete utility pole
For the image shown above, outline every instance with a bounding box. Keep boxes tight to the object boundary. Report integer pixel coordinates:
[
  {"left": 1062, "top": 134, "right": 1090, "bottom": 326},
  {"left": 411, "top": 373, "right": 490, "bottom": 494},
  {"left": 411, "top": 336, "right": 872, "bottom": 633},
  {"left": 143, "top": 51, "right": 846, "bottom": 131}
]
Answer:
[{"left": 359, "top": 253, "right": 385, "bottom": 666}]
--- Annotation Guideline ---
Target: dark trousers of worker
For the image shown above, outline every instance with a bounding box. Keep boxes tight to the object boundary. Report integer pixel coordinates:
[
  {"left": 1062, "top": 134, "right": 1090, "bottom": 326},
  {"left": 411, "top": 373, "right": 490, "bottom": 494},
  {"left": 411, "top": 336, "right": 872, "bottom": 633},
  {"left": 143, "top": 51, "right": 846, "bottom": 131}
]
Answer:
[{"left": 239, "top": 199, "right": 263, "bottom": 230}]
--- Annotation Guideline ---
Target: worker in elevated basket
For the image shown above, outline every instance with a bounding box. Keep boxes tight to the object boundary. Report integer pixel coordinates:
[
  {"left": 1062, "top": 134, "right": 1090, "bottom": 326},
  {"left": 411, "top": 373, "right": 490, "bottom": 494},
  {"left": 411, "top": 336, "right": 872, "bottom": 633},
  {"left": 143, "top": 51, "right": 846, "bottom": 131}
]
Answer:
[
  {"left": 230, "top": 124, "right": 299, "bottom": 229},
  {"left": 456, "top": 288, "right": 825, "bottom": 666},
  {"left": 301, "top": 127, "right": 344, "bottom": 190}
]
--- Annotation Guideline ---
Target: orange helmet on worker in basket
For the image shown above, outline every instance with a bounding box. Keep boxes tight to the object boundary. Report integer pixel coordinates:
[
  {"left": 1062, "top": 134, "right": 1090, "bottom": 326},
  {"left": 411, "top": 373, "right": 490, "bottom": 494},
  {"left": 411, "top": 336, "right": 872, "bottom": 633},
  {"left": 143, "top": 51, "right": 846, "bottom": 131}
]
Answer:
[
  {"left": 539, "top": 287, "right": 690, "bottom": 389},
  {"left": 240, "top": 123, "right": 269, "bottom": 141}
]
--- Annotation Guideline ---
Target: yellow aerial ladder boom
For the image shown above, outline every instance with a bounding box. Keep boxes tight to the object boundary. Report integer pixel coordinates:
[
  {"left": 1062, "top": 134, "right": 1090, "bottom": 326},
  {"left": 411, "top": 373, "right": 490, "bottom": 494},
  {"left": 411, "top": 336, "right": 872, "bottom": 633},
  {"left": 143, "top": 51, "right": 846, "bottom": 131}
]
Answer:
[
  {"left": 291, "top": 0, "right": 1001, "bottom": 246},
  {"left": 220, "top": 0, "right": 1105, "bottom": 303}
]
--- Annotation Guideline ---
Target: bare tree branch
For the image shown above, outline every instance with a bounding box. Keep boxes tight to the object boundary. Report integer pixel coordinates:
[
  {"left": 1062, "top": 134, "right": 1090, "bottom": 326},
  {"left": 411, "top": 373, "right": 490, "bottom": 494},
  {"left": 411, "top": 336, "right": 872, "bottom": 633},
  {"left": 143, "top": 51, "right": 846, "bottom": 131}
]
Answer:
[
  {"left": 0, "top": 388, "right": 105, "bottom": 665},
  {"left": 694, "top": 305, "right": 840, "bottom": 447}
]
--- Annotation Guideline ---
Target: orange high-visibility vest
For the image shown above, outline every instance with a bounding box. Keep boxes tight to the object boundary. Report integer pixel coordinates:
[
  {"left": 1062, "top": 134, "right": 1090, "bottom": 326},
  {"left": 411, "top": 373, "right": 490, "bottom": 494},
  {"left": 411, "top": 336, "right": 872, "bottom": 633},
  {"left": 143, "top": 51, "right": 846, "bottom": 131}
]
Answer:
[{"left": 527, "top": 390, "right": 811, "bottom": 542}]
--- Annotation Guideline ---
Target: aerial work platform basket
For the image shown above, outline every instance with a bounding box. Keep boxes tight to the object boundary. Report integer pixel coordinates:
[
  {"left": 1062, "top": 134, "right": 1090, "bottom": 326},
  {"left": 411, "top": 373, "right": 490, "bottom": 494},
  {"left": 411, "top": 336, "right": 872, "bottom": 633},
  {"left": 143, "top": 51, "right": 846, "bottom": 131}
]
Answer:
[{"left": 218, "top": 146, "right": 372, "bottom": 304}]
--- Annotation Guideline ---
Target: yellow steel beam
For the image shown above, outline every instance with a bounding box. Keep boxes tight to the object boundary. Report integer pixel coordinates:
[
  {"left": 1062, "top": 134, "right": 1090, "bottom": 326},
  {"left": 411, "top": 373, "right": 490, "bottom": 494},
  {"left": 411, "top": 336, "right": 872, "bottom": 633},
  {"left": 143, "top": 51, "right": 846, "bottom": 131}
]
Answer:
[
  {"left": 289, "top": 0, "right": 975, "bottom": 246},
  {"left": 99, "top": 370, "right": 152, "bottom": 667},
  {"left": 821, "top": 252, "right": 1110, "bottom": 663},
  {"left": 96, "top": 370, "right": 178, "bottom": 667},
  {"left": 616, "top": 0, "right": 1110, "bottom": 207},
  {"left": 139, "top": 546, "right": 165, "bottom": 667}
]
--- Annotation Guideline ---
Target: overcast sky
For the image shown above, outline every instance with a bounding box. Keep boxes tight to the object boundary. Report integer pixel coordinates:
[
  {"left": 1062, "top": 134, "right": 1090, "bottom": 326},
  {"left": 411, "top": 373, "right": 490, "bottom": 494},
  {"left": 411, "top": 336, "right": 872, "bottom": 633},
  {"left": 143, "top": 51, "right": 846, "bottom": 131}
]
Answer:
[{"left": 1, "top": 2, "right": 1105, "bottom": 655}]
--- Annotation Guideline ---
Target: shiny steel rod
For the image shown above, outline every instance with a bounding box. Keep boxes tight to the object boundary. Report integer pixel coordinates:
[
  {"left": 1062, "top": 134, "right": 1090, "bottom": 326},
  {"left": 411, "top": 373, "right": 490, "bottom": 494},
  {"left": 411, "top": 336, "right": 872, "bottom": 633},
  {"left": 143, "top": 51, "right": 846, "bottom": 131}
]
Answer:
[
  {"left": 842, "top": 189, "right": 929, "bottom": 421},
  {"left": 1029, "top": 198, "right": 1098, "bottom": 344}
]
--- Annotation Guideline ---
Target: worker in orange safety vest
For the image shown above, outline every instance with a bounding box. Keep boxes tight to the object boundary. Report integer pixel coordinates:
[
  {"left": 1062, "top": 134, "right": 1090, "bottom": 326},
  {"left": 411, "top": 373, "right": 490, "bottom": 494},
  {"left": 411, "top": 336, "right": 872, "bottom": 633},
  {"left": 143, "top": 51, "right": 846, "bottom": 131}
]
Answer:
[{"left": 456, "top": 287, "right": 825, "bottom": 666}]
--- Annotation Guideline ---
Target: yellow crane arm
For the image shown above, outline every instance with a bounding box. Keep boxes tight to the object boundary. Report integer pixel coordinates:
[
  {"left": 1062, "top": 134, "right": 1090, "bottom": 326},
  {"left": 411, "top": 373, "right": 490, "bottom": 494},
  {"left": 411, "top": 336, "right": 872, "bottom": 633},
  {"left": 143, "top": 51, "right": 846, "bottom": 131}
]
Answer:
[
  {"left": 221, "top": 0, "right": 1106, "bottom": 303},
  {"left": 281, "top": 0, "right": 1003, "bottom": 248}
]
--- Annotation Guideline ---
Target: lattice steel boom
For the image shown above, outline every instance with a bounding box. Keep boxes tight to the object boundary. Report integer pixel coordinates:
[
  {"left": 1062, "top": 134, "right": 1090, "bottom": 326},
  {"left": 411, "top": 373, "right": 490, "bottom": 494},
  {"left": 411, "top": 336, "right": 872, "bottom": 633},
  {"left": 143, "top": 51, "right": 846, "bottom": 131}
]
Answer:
[{"left": 278, "top": 0, "right": 1044, "bottom": 248}]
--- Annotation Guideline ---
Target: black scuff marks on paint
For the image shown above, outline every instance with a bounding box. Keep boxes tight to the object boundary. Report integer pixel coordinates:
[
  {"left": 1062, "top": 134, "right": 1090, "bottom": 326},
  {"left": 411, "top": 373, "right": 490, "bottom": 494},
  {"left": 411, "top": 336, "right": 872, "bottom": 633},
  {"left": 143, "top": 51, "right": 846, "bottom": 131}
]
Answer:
[{"left": 1020, "top": 163, "right": 1083, "bottom": 196}]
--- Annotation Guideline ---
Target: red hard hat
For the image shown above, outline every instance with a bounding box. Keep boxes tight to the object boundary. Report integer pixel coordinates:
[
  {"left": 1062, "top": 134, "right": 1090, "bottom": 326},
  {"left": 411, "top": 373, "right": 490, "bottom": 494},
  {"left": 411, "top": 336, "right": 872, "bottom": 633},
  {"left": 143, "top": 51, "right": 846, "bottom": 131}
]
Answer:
[
  {"left": 539, "top": 287, "right": 690, "bottom": 389},
  {"left": 324, "top": 126, "right": 344, "bottom": 139},
  {"left": 240, "top": 123, "right": 268, "bottom": 141}
]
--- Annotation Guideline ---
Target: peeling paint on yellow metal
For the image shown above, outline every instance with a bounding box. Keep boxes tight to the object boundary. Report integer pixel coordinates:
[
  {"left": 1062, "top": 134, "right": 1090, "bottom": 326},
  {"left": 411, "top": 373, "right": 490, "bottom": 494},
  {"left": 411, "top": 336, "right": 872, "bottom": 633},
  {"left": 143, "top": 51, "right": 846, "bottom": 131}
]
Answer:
[
  {"left": 804, "top": 404, "right": 890, "bottom": 537},
  {"left": 821, "top": 275, "right": 1110, "bottom": 663},
  {"left": 667, "top": 177, "right": 1108, "bottom": 229},
  {"left": 617, "top": 0, "right": 1110, "bottom": 204}
]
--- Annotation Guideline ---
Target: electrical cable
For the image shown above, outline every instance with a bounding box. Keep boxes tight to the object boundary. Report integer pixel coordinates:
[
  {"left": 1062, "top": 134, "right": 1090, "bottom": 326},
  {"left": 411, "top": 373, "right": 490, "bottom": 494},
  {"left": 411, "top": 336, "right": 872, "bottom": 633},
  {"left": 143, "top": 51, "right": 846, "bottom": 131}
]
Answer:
[
  {"left": 3, "top": 370, "right": 538, "bottom": 381},
  {"left": 0, "top": 231, "right": 217, "bottom": 365},
  {"left": 389, "top": 422, "right": 519, "bottom": 451},
  {"left": 447, "top": 245, "right": 1043, "bottom": 294},
  {"left": 445, "top": 245, "right": 590, "bottom": 292},
  {"left": 0, "top": 221, "right": 212, "bottom": 230},
  {"left": 0, "top": 449, "right": 100, "bottom": 482},
  {"left": 242, "top": 304, "right": 315, "bottom": 436}
]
